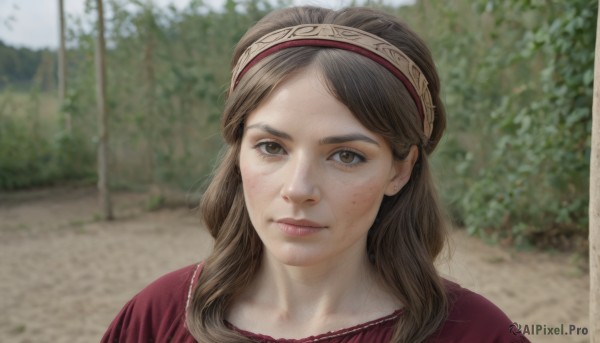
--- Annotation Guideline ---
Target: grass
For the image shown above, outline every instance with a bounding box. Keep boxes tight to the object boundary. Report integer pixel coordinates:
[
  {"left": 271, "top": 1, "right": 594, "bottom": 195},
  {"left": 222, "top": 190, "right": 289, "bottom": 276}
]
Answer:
[
  {"left": 0, "top": 90, "right": 98, "bottom": 190},
  {"left": 0, "top": 90, "right": 60, "bottom": 120},
  {"left": 10, "top": 324, "right": 26, "bottom": 334}
]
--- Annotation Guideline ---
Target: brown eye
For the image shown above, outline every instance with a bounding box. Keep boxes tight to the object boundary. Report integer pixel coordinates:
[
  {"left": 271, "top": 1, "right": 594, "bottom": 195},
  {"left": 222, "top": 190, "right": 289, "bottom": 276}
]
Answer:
[
  {"left": 258, "top": 142, "right": 284, "bottom": 155},
  {"left": 339, "top": 151, "right": 355, "bottom": 163},
  {"left": 331, "top": 150, "right": 365, "bottom": 166}
]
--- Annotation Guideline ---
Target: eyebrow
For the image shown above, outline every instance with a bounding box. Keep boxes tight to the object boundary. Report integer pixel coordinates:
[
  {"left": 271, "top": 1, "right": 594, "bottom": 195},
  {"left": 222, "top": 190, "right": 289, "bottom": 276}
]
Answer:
[
  {"left": 319, "top": 134, "right": 379, "bottom": 146},
  {"left": 246, "top": 124, "right": 291, "bottom": 140},
  {"left": 246, "top": 123, "right": 380, "bottom": 146}
]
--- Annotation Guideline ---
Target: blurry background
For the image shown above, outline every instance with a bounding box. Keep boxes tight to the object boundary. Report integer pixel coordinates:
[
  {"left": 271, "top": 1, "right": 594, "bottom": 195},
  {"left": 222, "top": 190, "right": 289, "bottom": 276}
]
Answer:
[
  {"left": 0, "top": 0, "right": 593, "bottom": 251},
  {"left": 0, "top": 0, "right": 594, "bottom": 342}
]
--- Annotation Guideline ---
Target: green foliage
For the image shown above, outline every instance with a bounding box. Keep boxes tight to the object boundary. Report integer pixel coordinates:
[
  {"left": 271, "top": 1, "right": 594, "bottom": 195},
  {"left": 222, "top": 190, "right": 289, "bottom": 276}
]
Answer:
[
  {"left": 0, "top": 41, "right": 52, "bottom": 89},
  {"left": 0, "top": 90, "right": 94, "bottom": 189},
  {"left": 398, "top": 0, "right": 594, "bottom": 249},
  {"left": 1, "top": 0, "right": 278, "bottom": 192},
  {"left": 54, "top": 0, "right": 279, "bottom": 191},
  {"left": 145, "top": 194, "right": 166, "bottom": 211}
]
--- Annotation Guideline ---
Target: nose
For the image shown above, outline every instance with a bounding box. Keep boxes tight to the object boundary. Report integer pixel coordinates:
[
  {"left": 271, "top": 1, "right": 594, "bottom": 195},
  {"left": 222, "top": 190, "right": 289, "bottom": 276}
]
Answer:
[{"left": 280, "top": 154, "right": 321, "bottom": 204}]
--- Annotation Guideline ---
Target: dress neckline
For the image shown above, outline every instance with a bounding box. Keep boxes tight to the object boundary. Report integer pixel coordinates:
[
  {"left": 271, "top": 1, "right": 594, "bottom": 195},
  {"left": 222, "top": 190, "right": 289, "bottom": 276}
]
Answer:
[{"left": 225, "top": 309, "right": 404, "bottom": 343}]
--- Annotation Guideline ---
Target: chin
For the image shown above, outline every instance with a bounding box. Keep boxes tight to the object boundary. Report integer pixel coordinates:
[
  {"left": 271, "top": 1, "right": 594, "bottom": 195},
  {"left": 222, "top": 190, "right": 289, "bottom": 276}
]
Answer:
[{"left": 266, "top": 246, "right": 327, "bottom": 267}]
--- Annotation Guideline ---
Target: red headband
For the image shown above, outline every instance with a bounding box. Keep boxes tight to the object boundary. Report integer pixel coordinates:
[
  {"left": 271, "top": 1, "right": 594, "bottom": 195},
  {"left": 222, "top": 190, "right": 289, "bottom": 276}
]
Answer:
[{"left": 230, "top": 24, "right": 434, "bottom": 138}]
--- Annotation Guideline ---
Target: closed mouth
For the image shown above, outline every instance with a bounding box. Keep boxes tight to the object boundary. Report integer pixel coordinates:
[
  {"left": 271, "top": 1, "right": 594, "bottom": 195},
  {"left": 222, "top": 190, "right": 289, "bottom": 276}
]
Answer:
[{"left": 275, "top": 218, "right": 325, "bottom": 228}]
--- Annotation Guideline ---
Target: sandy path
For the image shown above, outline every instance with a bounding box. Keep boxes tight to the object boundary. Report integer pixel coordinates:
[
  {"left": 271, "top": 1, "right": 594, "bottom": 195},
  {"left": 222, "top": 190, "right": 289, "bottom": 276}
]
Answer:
[{"left": 0, "top": 187, "right": 590, "bottom": 342}]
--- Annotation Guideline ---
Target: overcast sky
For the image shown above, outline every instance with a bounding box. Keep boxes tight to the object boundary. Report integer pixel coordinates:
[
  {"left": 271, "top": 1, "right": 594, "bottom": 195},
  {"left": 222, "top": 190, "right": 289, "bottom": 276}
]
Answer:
[{"left": 0, "top": 0, "right": 414, "bottom": 49}]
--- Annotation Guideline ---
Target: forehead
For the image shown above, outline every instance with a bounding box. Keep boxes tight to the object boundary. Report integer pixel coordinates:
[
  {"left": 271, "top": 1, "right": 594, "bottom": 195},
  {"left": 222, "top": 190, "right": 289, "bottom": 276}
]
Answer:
[{"left": 245, "top": 68, "right": 364, "bottom": 130}]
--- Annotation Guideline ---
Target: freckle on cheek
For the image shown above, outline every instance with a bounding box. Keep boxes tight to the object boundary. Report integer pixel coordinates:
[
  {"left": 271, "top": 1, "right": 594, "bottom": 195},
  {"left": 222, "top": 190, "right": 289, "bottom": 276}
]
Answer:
[
  {"left": 351, "top": 193, "right": 360, "bottom": 207},
  {"left": 351, "top": 187, "right": 377, "bottom": 208}
]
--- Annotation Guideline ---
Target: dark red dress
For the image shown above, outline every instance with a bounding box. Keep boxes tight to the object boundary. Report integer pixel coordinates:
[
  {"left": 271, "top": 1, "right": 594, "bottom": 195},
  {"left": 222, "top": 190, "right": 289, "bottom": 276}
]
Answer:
[{"left": 102, "top": 264, "right": 531, "bottom": 342}]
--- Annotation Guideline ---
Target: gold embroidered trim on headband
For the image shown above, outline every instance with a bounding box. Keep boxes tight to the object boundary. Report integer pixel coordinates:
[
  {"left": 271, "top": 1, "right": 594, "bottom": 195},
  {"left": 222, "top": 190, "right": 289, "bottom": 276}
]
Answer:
[{"left": 230, "top": 24, "right": 434, "bottom": 138}]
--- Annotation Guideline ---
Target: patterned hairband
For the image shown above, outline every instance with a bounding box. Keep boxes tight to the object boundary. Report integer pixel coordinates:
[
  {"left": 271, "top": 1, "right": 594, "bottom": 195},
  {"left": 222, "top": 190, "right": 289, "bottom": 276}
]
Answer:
[{"left": 230, "top": 24, "right": 435, "bottom": 138}]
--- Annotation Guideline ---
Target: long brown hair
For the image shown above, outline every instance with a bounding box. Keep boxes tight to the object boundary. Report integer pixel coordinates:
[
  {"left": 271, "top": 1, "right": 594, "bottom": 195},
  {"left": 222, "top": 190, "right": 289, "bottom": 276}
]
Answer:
[{"left": 187, "top": 6, "right": 449, "bottom": 343}]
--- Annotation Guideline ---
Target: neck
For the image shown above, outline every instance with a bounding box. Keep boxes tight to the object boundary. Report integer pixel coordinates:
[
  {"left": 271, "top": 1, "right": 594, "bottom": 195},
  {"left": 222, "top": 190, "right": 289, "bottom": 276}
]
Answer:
[
  {"left": 245, "top": 250, "right": 385, "bottom": 320},
  {"left": 227, "top": 247, "right": 403, "bottom": 338}
]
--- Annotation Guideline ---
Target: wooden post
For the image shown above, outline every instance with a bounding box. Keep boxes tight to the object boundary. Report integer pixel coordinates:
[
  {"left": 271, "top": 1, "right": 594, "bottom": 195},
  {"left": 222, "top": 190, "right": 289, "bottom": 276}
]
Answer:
[
  {"left": 95, "top": 0, "right": 113, "bottom": 220},
  {"left": 57, "top": 0, "right": 70, "bottom": 132},
  {"left": 590, "top": 2, "right": 600, "bottom": 341}
]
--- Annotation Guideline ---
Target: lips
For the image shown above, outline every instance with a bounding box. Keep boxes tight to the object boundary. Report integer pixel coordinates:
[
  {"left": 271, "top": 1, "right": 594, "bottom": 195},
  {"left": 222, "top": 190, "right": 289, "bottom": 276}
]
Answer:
[
  {"left": 277, "top": 218, "right": 324, "bottom": 227},
  {"left": 275, "top": 218, "right": 325, "bottom": 236}
]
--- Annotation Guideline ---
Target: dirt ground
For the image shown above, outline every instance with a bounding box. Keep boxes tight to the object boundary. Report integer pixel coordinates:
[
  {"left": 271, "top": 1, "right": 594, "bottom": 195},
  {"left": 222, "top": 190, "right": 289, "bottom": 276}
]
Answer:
[{"left": 0, "top": 186, "right": 590, "bottom": 343}]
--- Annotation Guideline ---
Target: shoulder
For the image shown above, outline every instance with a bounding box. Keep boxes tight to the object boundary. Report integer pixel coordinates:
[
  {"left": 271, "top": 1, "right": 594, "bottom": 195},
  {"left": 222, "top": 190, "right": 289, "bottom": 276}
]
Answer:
[
  {"left": 429, "top": 279, "right": 530, "bottom": 343},
  {"left": 101, "top": 263, "right": 203, "bottom": 343},
  {"left": 132, "top": 263, "right": 202, "bottom": 311}
]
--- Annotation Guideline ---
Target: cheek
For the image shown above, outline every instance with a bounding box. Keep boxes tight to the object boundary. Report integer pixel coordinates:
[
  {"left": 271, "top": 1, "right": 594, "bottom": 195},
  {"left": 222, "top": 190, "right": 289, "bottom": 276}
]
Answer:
[
  {"left": 240, "top": 164, "right": 260, "bottom": 203},
  {"left": 239, "top": 149, "right": 259, "bottom": 191},
  {"left": 240, "top": 159, "right": 275, "bottom": 216},
  {"left": 240, "top": 164, "right": 257, "bottom": 193},
  {"left": 343, "top": 180, "right": 386, "bottom": 216}
]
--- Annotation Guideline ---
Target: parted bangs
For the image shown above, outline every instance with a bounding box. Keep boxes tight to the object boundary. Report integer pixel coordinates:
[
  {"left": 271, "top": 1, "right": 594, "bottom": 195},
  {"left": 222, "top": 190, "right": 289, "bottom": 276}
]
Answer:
[{"left": 225, "top": 46, "right": 423, "bottom": 161}]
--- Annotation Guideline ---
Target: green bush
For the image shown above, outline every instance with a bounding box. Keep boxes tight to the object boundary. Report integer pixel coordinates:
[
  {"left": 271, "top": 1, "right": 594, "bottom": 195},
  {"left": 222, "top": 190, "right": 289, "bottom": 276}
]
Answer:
[
  {"left": 397, "top": 0, "right": 594, "bottom": 249},
  {"left": 0, "top": 91, "right": 94, "bottom": 189}
]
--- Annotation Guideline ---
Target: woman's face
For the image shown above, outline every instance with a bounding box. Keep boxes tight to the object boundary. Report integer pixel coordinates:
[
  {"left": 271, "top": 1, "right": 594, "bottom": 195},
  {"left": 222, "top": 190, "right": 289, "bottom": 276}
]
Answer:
[{"left": 239, "top": 68, "right": 415, "bottom": 267}]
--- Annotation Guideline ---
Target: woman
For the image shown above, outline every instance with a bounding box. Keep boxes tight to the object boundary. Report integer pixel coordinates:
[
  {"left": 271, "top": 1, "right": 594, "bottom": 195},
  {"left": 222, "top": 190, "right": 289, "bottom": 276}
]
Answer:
[{"left": 103, "top": 6, "right": 530, "bottom": 343}]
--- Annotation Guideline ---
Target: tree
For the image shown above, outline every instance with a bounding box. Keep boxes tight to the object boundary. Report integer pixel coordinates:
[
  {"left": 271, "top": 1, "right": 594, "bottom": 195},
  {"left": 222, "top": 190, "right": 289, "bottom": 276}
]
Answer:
[
  {"left": 591, "top": 2, "right": 600, "bottom": 340},
  {"left": 95, "top": 0, "right": 113, "bottom": 220},
  {"left": 58, "top": 0, "right": 70, "bottom": 131}
]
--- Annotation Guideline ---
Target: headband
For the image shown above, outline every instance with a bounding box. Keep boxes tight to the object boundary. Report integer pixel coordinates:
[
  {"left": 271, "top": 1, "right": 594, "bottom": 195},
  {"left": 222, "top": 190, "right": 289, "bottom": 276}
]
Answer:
[{"left": 230, "top": 24, "right": 434, "bottom": 138}]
